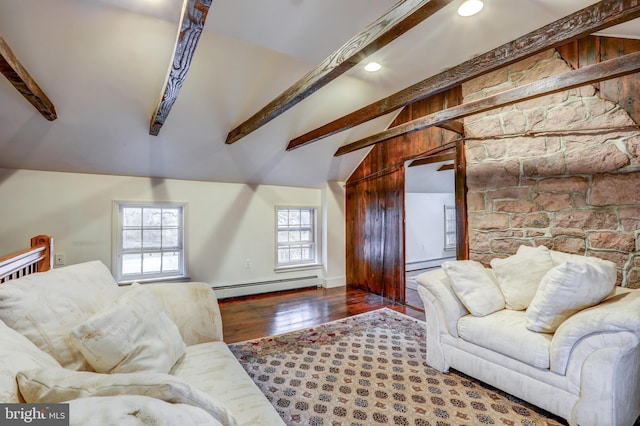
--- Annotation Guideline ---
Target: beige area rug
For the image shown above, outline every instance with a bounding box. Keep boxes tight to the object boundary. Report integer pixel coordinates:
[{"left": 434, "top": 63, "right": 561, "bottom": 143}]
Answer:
[{"left": 229, "top": 309, "right": 567, "bottom": 426}]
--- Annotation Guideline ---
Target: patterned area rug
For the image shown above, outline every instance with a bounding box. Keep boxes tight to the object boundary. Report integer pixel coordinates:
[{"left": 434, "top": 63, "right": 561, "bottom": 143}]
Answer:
[{"left": 229, "top": 309, "right": 567, "bottom": 426}]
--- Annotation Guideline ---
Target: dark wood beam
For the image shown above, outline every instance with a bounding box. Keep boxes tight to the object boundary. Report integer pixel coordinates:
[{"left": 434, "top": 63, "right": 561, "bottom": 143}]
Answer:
[
  {"left": 437, "top": 163, "right": 455, "bottom": 171},
  {"left": 290, "top": 0, "right": 640, "bottom": 150},
  {"left": 226, "top": 0, "right": 455, "bottom": 145},
  {"left": 149, "top": 0, "right": 211, "bottom": 136},
  {"left": 408, "top": 151, "right": 454, "bottom": 167},
  {"left": 436, "top": 120, "right": 464, "bottom": 134},
  {"left": 0, "top": 36, "right": 57, "bottom": 121},
  {"left": 335, "top": 50, "right": 640, "bottom": 156}
]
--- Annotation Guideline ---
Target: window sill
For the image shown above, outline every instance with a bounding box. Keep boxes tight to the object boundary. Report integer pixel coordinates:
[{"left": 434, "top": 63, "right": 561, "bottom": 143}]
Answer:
[
  {"left": 117, "top": 276, "right": 191, "bottom": 286},
  {"left": 274, "top": 263, "right": 323, "bottom": 274}
]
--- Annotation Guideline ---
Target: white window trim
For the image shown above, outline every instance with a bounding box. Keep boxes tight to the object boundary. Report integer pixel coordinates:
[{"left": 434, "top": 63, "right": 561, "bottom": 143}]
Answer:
[
  {"left": 274, "top": 205, "right": 322, "bottom": 272},
  {"left": 112, "top": 201, "right": 188, "bottom": 284},
  {"left": 444, "top": 205, "right": 456, "bottom": 252}
]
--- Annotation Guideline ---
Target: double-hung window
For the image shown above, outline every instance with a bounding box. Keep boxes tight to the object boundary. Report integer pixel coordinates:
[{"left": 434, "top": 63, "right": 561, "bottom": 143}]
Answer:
[
  {"left": 276, "top": 207, "right": 318, "bottom": 269},
  {"left": 114, "top": 202, "right": 186, "bottom": 283},
  {"left": 444, "top": 205, "right": 457, "bottom": 251}
]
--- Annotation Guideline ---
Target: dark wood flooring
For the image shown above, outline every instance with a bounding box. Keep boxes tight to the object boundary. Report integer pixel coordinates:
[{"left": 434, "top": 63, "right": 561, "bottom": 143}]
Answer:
[{"left": 219, "top": 286, "right": 425, "bottom": 344}]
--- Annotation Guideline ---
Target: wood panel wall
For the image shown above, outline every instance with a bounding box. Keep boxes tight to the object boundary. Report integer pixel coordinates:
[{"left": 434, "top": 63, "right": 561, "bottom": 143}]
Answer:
[
  {"left": 557, "top": 36, "right": 640, "bottom": 123},
  {"left": 345, "top": 89, "right": 461, "bottom": 302}
]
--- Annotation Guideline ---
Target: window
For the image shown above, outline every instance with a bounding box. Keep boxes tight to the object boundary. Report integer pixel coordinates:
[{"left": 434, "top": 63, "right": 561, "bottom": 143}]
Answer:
[
  {"left": 114, "top": 202, "right": 186, "bottom": 283},
  {"left": 276, "top": 207, "right": 318, "bottom": 269},
  {"left": 444, "top": 205, "right": 457, "bottom": 251}
]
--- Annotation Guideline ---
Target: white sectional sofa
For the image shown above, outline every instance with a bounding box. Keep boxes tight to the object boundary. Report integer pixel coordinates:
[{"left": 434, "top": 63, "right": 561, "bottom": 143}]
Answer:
[
  {"left": 416, "top": 245, "right": 640, "bottom": 426},
  {"left": 0, "top": 260, "right": 285, "bottom": 426}
]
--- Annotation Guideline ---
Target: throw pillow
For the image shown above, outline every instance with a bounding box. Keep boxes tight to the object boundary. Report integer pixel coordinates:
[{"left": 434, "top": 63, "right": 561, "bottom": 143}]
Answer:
[
  {"left": 415, "top": 268, "right": 468, "bottom": 337},
  {"left": 441, "top": 260, "right": 505, "bottom": 317},
  {"left": 69, "top": 284, "right": 186, "bottom": 374},
  {"left": 17, "top": 367, "right": 237, "bottom": 425},
  {"left": 0, "top": 261, "right": 121, "bottom": 371},
  {"left": 68, "top": 395, "right": 224, "bottom": 426},
  {"left": 0, "top": 320, "right": 61, "bottom": 403},
  {"left": 490, "top": 245, "right": 555, "bottom": 310},
  {"left": 526, "top": 260, "right": 617, "bottom": 333}
]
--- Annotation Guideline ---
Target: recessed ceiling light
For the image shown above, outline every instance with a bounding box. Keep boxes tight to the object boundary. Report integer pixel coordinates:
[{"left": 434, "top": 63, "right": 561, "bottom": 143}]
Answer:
[
  {"left": 457, "top": 0, "right": 484, "bottom": 17},
  {"left": 364, "top": 62, "right": 382, "bottom": 72}
]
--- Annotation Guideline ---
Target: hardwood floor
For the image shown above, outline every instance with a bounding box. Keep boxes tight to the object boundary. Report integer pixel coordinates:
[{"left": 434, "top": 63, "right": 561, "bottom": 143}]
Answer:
[{"left": 218, "top": 286, "right": 425, "bottom": 344}]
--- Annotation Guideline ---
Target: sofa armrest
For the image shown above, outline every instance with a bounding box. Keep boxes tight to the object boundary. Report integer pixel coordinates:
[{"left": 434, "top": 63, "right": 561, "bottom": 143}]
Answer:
[
  {"left": 147, "top": 282, "right": 224, "bottom": 345},
  {"left": 550, "top": 287, "right": 640, "bottom": 375},
  {"left": 415, "top": 268, "right": 468, "bottom": 338}
]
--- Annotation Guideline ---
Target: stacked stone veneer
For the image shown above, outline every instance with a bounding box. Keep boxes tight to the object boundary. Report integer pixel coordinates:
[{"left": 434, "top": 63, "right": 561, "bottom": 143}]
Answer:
[{"left": 464, "top": 49, "right": 640, "bottom": 288}]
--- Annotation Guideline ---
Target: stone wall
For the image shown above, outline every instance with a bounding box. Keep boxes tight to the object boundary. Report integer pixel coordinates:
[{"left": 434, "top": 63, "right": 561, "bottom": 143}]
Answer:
[{"left": 464, "top": 49, "right": 640, "bottom": 288}]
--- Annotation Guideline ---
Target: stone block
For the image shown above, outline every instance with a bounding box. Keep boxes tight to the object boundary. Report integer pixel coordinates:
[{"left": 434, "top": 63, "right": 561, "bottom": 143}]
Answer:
[
  {"left": 526, "top": 230, "right": 547, "bottom": 237},
  {"left": 545, "top": 101, "right": 587, "bottom": 130},
  {"left": 485, "top": 140, "right": 507, "bottom": 159},
  {"left": 627, "top": 268, "right": 640, "bottom": 289},
  {"left": 627, "top": 135, "right": 640, "bottom": 163},
  {"left": 468, "top": 212, "right": 509, "bottom": 230},
  {"left": 545, "top": 137, "right": 562, "bottom": 154},
  {"left": 525, "top": 108, "right": 546, "bottom": 131},
  {"left": 587, "top": 107, "right": 635, "bottom": 129},
  {"left": 553, "top": 237, "right": 586, "bottom": 254},
  {"left": 490, "top": 238, "right": 532, "bottom": 254},
  {"left": 590, "top": 172, "right": 640, "bottom": 206},
  {"left": 572, "top": 193, "right": 587, "bottom": 208},
  {"left": 502, "top": 111, "right": 528, "bottom": 134},
  {"left": 469, "top": 231, "right": 490, "bottom": 252},
  {"left": 505, "top": 137, "right": 546, "bottom": 158},
  {"left": 509, "top": 49, "right": 555, "bottom": 74},
  {"left": 587, "top": 250, "right": 630, "bottom": 269},
  {"left": 467, "top": 160, "right": 520, "bottom": 190},
  {"left": 566, "top": 144, "right": 629, "bottom": 174},
  {"left": 533, "top": 238, "right": 553, "bottom": 249},
  {"left": 588, "top": 232, "right": 635, "bottom": 251},
  {"left": 469, "top": 252, "right": 500, "bottom": 268},
  {"left": 518, "top": 53, "right": 570, "bottom": 84},
  {"left": 551, "top": 228, "right": 586, "bottom": 238},
  {"left": 511, "top": 213, "right": 550, "bottom": 229},
  {"left": 553, "top": 210, "right": 618, "bottom": 230},
  {"left": 467, "top": 192, "right": 486, "bottom": 212},
  {"left": 619, "top": 207, "right": 640, "bottom": 231},
  {"left": 533, "top": 193, "right": 572, "bottom": 211},
  {"left": 463, "top": 67, "right": 510, "bottom": 97},
  {"left": 522, "top": 153, "right": 566, "bottom": 177},
  {"left": 465, "top": 116, "right": 504, "bottom": 138},
  {"left": 535, "top": 176, "right": 588, "bottom": 192},
  {"left": 495, "top": 199, "right": 538, "bottom": 213},
  {"left": 486, "top": 187, "right": 531, "bottom": 200},
  {"left": 584, "top": 98, "right": 618, "bottom": 119}
]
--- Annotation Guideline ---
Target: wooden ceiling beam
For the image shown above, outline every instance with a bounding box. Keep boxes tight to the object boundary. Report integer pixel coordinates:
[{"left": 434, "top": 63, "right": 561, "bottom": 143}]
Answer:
[
  {"left": 290, "top": 0, "right": 640, "bottom": 150},
  {"left": 436, "top": 120, "right": 463, "bottom": 134},
  {"left": 0, "top": 36, "right": 57, "bottom": 121},
  {"left": 408, "top": 151, "right": 455, "bottom": 167},
  {"left": 437, "top": 163, "right": 455, "bottom": 171},
  {"left": 149, "top": 0, "right": 211, "bottom": 136},
  {"left": 335, "top": 50, "right": 640, "bottom": 156},
  {"left": 225, "top": 0, "right": 455, "bottom": 145}
]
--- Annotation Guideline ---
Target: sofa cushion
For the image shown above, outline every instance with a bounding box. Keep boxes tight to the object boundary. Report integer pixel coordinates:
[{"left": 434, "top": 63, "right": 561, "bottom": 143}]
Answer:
[
  {"left": 171, "top": 341, "right": 286, "bottom": 426},
  {"left": 441, "top": 260, "right": 504, "bottom": 317},
  {"left": 415, "top": 268, "right": 468, "bottom": 337},
  {"left": 457, "top": 309, "right": 552, "bottom": 369},
  {"left": 0, "top": 261, "right": 121, "bottom": 370},
  {"left": 67, "top": 395, "right": 224, "bottom": 426},
  {"left": 70, "top": 284, "right": 185, "bottom": 374},
  {"left": 526, "top": 260, "right": 616, "bottom": 333},
  {"left": 0, "top": 319, "right": 60, "bottom": 403},
  {"left": 490, "top": 245, "right": 555, "bottom": 310},
  {"left": 16, "top": 367, "right": 237, "bottom": 425}
]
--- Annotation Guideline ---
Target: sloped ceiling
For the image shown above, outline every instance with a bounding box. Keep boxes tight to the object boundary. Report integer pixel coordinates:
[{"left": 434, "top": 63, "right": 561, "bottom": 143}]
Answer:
[{"left": 0, "top": 0, "right": 638, "bottom": 188}]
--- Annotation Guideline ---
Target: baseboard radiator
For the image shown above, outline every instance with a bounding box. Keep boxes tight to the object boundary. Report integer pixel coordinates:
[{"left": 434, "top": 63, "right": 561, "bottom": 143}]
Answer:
[{"left": 213, "top": 275, "right": 321, "bottom": 299}]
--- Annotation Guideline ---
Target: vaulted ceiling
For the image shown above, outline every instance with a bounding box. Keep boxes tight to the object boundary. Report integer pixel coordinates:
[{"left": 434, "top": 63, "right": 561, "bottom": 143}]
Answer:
[{"left": 1, "top": 0, "right": 638, "bottom": 188}]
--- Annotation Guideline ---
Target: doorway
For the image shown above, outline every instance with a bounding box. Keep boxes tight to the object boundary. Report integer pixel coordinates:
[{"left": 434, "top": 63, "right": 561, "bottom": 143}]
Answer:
[{"left": 404, "top": 152, "right": 457, "bottom": 311}]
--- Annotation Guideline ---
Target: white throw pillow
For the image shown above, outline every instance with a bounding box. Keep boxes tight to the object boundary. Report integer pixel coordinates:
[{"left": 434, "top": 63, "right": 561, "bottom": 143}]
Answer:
[
  {"left": 525, "top": 260, "right": 617, "bottom": 333},
  {"left": 415, "top": 269, "right": 468, "bottom": 337},
  {"left": 0, "top": 261, "right": 122, "bottom": 370},
  {"left": 490, "top": 245, "right": 555, "bottom": 310},
  {"left": 0, "top": 320, "right": 61, "bottom": 403},
  {"left": 70, "top": 285, "right": 186, "bottom": 374},
  {"left": 441, "top": 260, "right": 505, "bottom": 317},
  {"left": 68, "top": 395, "right": 224, "bottom": 426},
  {"left": 17, "top": 367, "right": 237, "bottom": 425}
]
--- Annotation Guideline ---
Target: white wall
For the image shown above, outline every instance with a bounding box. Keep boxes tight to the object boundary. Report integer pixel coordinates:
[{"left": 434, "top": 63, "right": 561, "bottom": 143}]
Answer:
[
  {"left": 405, "top": 192, "right": 456, "bottom": 270},
  {"left": 0, "top": 168, "right": 346, "bottom": 296}
]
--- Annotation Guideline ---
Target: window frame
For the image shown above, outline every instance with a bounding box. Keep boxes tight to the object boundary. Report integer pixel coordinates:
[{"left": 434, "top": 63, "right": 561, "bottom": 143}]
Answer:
[
  {"left": 112, "top": 201, "right": 188, "bottom": 284},
  {"left": 443, "top": 205, "right": 457, "bottom": 252},
  {"left": 274, "top": 205, "right": 321, "bottom": 272}
]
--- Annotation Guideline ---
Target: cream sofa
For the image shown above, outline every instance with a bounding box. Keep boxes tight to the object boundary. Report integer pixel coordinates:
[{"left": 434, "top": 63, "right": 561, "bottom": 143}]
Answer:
[
  {"left": 416, "top": 246, "right": 640, "bottom": 426},
  {"left": 0, "top": 260, "right": 285, "bottom": 426}
]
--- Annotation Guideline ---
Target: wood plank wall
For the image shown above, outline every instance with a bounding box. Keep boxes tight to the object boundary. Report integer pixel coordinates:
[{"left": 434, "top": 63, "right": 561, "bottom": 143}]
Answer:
[
  {"left": 345, "top": 88, "right": 461, "bottom": 302},
  {"left": 557, "top": 36, "right": 640, "bottom": 123}
]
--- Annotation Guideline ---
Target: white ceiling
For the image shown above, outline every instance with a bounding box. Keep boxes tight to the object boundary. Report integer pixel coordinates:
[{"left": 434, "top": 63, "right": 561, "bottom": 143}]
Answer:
[{"left": 0, "top": 0, "right": 638, "bottom": 188}]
